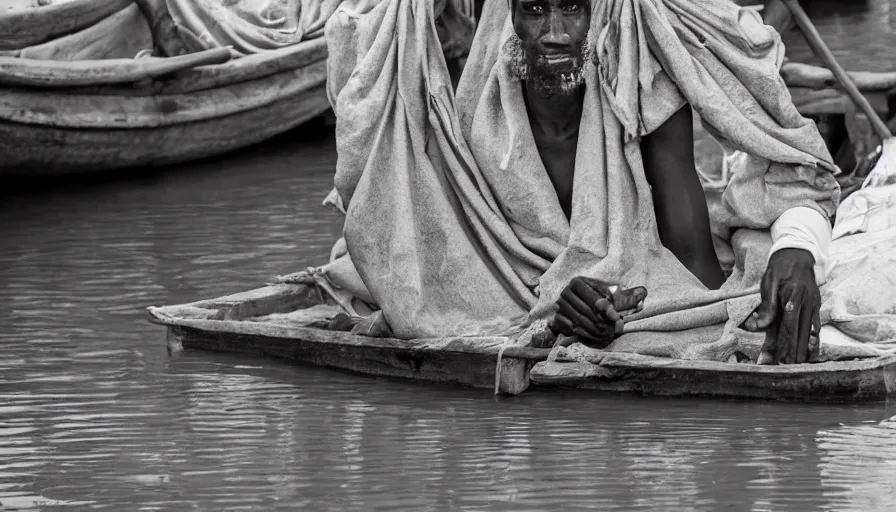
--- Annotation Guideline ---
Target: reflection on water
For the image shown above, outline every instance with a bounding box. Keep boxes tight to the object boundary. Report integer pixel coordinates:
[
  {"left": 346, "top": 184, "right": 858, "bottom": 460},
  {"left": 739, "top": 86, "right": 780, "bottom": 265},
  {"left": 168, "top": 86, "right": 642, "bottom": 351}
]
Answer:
[{"left": 1, "top": 130, "right": 895, "bottom": 511}]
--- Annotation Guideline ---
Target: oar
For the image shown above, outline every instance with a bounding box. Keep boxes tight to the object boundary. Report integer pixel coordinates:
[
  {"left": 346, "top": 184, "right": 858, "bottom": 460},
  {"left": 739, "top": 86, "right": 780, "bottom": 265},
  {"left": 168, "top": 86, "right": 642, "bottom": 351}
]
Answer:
[{"left": 780, "top": 0, "right": 893, "bottom": 178}]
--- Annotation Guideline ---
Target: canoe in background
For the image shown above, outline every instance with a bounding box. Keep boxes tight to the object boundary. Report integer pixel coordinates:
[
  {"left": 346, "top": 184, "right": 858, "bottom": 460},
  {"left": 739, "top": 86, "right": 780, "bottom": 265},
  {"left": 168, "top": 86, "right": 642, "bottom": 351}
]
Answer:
[
  {"left": 147, "top": 279, "right": 896, "bottom": 403},
  {"left": 0, "top": 0, "right": 331, "bottom": 177}
]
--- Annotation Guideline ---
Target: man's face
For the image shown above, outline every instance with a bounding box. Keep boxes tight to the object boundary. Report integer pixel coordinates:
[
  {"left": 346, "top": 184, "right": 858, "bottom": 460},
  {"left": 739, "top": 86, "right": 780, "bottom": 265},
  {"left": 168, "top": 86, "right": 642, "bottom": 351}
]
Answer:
[{"left": 508, "top": 0, "right": 592, "bottom": 95}]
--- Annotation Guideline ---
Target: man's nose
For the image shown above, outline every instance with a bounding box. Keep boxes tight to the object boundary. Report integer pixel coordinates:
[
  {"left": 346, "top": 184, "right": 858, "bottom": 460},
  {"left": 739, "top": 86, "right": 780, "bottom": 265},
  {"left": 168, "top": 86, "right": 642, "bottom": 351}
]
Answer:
[{"left": 542, "top": 13, "right": 572, "bottom": 47}]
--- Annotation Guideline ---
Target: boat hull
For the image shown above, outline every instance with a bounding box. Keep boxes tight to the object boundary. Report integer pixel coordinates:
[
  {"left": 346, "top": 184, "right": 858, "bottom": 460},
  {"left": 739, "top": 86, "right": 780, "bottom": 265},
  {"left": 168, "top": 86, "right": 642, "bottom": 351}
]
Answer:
[
  {"left": 0, "top": 32, "right": 330, "bottom": 177},
  {"left": 148, "top": 281, "right": 896, "bottom": 403},
  {"left": 0, "top": 83, "right": 329, "bottom": 177},
  {"left": 529, "top": 355, "right": 896, "bottom": 403}
]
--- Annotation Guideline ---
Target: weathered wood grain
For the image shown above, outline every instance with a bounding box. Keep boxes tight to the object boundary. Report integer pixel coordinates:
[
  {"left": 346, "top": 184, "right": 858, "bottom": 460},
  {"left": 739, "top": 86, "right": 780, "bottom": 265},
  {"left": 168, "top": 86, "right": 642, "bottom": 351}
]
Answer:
[
  {"left": 20, "top": 38, "right": 328, "bottom": 97},
  {"left": 529, "top": 353, "right": 896, "bottom": 403},
  {"left": 0, "top": 47, "right": 232, "bottom": 88},
  {"left": 149, "top": 283, "right": 326, "bottom": 322},
  {"left": 168, "top": 324, "right": 526, "bottom": 390},
  {"left": 150, "top": 315, "right": 534, "bottom": 393},
  {"left": 1, "top": 57, "right": 325, "bottom": 128},
  {"left": 781, "top": 62, "right": 896, "bottom": 91},
  {"left": 148, "top": 283, "right": 896, "bottom": 401},
  {"left": 0, "top": 83, "right": 330, "bottom": 176},
  {"left": 788, "top": 87, "right": 889, "bottom": 116}
]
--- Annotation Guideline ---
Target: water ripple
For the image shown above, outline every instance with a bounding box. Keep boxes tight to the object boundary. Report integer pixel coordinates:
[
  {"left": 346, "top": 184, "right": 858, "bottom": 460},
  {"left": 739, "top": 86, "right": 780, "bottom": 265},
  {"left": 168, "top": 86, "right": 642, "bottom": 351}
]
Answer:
[{"left": 1, "top": 132, "right": 895, "bottom": 510}]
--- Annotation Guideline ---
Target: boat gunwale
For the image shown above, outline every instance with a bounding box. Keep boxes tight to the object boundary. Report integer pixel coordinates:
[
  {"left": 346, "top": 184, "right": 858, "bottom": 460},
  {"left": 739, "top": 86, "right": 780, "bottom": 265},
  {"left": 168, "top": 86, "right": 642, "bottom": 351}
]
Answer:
[
  {"left": 0, "top": 37, "right": 327, "bottom": 91},
  {"left": 0, "top": 82, "right": 332, "bottom": 174},
  {"left": 147, "top": 283, "right": 896, "bottom": 378},
  {"left": 0, "top": 57, "right": 328, "bottom": 128}
]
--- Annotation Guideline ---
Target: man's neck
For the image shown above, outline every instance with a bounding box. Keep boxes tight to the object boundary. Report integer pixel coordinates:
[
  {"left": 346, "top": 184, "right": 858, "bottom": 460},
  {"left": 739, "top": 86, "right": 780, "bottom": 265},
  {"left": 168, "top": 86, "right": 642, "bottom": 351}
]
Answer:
[{"left": 523, "top": 82, "right": 585, "bottom": 137}]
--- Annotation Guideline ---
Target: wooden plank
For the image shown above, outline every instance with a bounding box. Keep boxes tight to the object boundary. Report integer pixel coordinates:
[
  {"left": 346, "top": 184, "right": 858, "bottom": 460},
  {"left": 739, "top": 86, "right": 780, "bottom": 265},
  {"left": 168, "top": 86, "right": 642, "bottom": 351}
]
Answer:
[
  {"left": 152, "top": 38, "right": 328, "bottom": 95},
  {"left": 529, "top": 353, "right": 896, "bottom": 403},
  {"left": 781, "top": 62, "right": 896, "bottom": 91},
  {"left": 789, "top": 87, "right": 889, "bottom": 116},
  {"left": 0, "top": 47, "right": 233, "bottom": 88},
  {"left": 0, "top": 58, "right": 325, "bottom": 128},
  {"left": 0, "top": 37, "right": 327, "bottom": 94},
  {"left": 149, "top": 283, "right": 325, "bottom": 322},
  {"left": 158, "top": 321, "right": 532, "bottom": 393},
  {"left": 0, "top": 0, "right": 132, "bottom": 51},
  {"left": 149, "top": 282, "right": 535, "bottom": 394},
  {"left": 169, "top": 325, "right": 523, "bottom": 390},
  {"left": 105, "top": 38, "right": 329, "bottom": 96},
  {"left": 149, "top": 283, "right": 896, "bottom": 401},
  {"left": 0, "top": 83, "right": 331, "bottom": 176},
  {"left": 150, "top": 313, "right": 511, "bottom": 355}
]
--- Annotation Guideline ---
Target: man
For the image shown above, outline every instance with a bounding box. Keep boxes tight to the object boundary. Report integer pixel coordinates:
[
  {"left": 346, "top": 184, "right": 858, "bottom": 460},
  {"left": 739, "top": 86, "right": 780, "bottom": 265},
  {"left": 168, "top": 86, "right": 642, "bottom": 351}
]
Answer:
[
  {"left": 503, "top": 0, "right": 831, "bottom": 364},
  {"left": 323, "top": 0, "right": 839, "bottom": 365}
]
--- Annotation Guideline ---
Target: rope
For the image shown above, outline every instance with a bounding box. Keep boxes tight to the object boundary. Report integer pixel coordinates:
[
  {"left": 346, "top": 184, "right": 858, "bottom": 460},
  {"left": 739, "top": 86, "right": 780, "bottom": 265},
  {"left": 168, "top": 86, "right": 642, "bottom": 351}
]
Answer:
[{"left": 494, "top": 342, "right": 511, "bottom": 395}]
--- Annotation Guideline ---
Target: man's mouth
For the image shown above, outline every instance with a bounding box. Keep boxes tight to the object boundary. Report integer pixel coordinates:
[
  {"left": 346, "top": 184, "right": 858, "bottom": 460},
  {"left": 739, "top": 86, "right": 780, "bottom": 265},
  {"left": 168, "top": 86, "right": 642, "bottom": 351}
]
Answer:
[{"left": 541, "top": 54, "right": 574, "bottom": 66}]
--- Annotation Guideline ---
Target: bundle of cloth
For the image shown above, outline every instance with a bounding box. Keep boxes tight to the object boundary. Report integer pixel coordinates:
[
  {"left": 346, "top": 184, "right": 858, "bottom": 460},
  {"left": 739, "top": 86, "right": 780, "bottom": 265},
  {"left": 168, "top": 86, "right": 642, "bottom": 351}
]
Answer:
[
  {"left": 166, "top": 0, "right": 344, "bottom": 54},
  {"left": 313, "top": 0, "right": 896, "bottom": 362}
]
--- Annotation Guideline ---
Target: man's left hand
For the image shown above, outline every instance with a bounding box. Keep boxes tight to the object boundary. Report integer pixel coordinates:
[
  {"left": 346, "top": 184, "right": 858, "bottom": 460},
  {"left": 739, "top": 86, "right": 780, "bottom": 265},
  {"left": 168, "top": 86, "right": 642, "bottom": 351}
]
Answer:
[{"left": 743, "top": 248, "right": 821, "bottom": 364}]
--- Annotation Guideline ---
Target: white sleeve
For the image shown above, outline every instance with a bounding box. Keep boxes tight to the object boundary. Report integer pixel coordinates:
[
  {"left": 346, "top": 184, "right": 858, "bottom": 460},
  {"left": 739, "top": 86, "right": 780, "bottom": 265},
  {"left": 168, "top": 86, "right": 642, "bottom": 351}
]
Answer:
[{"left": 768, "top": 206, "right": 832, "bottom": 286}]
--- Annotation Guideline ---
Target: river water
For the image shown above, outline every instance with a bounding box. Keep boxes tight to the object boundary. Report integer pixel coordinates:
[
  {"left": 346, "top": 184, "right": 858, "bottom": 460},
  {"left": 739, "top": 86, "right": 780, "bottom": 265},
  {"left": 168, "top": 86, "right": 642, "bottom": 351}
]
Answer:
[{"left": 2, "top": 129, "right": 895, "bottom": 511}]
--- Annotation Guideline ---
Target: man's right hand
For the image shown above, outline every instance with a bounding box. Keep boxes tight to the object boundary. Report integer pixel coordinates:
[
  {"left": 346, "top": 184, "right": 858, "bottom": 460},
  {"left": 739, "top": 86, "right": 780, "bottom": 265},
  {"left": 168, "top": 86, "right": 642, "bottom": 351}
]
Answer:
[{"left": 548, "top": 276, "right": 648, "bottom": 348}]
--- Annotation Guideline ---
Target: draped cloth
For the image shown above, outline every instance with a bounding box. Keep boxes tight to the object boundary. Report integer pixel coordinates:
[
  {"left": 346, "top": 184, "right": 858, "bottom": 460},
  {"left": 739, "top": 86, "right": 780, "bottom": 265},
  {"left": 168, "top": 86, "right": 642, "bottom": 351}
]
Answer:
[
  {"left": 167, "top": 0, "right": 342, "bottom": 54},
  {"left": 319, "top": 0, "right": 896, "bottom": 361}
]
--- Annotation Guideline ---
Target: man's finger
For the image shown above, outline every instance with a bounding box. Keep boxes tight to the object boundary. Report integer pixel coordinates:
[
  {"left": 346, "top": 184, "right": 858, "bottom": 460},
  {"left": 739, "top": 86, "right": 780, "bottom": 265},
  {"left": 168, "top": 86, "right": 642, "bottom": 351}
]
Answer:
[
  {"left": 570, "top": 279, "right": 610, "bottom": 313},
  {"left": 809, "top": 308, "right": 822, "bottom": 363},
  {"left": 745, "top": 272, "right": 781, "bottom": 331},
  {"left": 757, "top": 320, "right": 779, "bottom": 365},
  {"left": 572, "top": 326, "right": 613, "bottom": 349},
  {"left": 558, "top": 293, "right": 598, "bottom": 328},
  {"left": 777, "top": 288, "right": 803, "bottom": 364},
  {"left": 613, "top": 286, "right": 648, "bottom": 312},
  {"left": 594, "top": 299, "right": 625, "bottom": 336},
  {"left": 594, "top": 298, "right": 620, "bottom": 323},
  {"left": 549, "top": 313, "right": 574, "bottom": 336},
  {"left": 796, "top": 298, "right": 813, "bottom": 364},
  {"left": 558, "top": 295, "right": 605, "bottom": 341},
  {"left": 578, "top": 277, "right": 613, "bottom": 299}
]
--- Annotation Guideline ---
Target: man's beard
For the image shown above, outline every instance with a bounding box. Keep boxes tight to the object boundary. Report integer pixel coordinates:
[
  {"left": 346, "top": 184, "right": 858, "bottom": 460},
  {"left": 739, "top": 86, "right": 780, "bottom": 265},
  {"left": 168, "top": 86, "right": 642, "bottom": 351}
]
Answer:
[{"left": 502, "top": 31, "right": 594, "bottom": 97}]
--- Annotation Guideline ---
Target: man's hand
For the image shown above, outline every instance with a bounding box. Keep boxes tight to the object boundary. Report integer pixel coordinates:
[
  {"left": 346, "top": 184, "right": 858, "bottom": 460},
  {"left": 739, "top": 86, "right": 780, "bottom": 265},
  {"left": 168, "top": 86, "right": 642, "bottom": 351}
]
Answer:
[
  {"left": 743, "top": 248, "right": 821, "bottom": 364},
  {"left": 549, "top": 276, "right": 647, "bottom": 348}
]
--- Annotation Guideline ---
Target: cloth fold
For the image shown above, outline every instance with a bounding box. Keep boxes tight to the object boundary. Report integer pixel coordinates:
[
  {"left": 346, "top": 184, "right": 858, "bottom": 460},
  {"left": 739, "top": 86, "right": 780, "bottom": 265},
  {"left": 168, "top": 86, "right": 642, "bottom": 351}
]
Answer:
[
  {"left": 167, "top": 0, "right": 341, "bottom": 54},
  {"left": 317, "top": 0, "right": 894, "bottom": 361}
]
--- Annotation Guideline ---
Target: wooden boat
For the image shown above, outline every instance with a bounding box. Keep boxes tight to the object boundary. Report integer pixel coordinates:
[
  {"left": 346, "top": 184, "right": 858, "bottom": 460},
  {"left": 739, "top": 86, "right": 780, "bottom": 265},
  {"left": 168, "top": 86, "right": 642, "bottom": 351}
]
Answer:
[
  {"left": 147, "top": 279, "right": 896, "bottom": 403},
  {"left": 0, "top": 0, "right": 331, "bottom": 177}
]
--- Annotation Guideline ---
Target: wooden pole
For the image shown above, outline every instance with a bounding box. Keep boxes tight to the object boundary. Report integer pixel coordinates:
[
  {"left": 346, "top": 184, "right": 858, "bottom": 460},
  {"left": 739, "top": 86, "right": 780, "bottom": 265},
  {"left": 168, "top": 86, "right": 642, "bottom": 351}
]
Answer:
[{"left": 780, "top": 0, "right": 892, "bottom": 140}]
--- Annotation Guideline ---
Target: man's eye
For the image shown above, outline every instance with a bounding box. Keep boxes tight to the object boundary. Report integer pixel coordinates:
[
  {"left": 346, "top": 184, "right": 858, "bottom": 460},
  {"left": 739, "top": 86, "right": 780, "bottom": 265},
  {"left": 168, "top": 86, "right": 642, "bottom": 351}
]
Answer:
[
  {"left": 562, "top": 5, "right": 580, "bottom": 14},
  {"left": 524, "top": 5, "right": 545, "bottom": 14}
]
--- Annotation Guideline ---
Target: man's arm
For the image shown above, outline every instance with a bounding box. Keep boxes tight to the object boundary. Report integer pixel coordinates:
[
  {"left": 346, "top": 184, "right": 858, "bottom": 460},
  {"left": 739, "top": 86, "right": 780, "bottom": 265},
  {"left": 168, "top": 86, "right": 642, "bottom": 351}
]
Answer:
[
  {"left": 640, "top": 104, "right": 726, "bottom": 289},
  {"left": 745, "top": 206, "right": 831, "bottom": 365}
]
